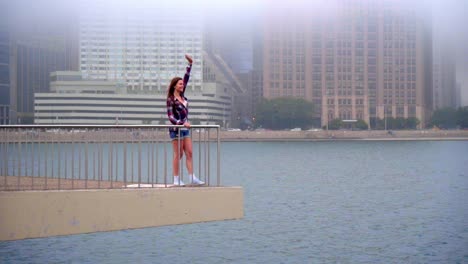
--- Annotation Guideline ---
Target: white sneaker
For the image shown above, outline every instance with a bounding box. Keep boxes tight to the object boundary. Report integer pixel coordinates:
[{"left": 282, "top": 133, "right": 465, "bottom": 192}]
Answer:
[
  {"left": 173, "top": 177, "right": 185, "bottom": 186},
  {"left": 188, "top": 175, "right": 205, "bottom": 185}
]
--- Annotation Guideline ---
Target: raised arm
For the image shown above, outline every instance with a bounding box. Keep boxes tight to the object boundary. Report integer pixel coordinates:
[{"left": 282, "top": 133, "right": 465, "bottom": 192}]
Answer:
[{"left": 182, "top": 54, "right": 193, "bottom": 93}]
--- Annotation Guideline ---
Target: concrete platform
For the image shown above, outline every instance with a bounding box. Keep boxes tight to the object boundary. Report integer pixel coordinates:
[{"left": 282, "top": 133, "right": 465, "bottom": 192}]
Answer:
[{"left": 0, "top": 186, "right": 243, "bottom": 241}]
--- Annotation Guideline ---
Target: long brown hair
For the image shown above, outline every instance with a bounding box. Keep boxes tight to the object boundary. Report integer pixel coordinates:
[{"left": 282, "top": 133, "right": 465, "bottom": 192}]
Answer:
[{"left": 167, "top": 77, "right": 183, "bottom": 99}]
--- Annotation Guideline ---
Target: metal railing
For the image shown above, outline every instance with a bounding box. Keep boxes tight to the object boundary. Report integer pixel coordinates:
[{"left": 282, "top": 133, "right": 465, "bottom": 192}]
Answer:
[{"left": 0, "top": 125, "right": 221, "bottom": 191}]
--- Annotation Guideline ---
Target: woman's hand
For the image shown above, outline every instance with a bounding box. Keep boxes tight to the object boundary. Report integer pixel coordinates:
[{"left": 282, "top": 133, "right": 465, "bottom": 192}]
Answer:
[
  {"left": 185, "top": 54, "right": 193, "bottom": 65},
  {"left": 183, "top": 122, "right": 191, "bottom": 128}
]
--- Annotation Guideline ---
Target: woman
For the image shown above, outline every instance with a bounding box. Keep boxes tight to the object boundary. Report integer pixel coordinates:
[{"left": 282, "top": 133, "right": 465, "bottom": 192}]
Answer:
[{"left": 166, "top": 54, "right": 204, "bottom": 186}]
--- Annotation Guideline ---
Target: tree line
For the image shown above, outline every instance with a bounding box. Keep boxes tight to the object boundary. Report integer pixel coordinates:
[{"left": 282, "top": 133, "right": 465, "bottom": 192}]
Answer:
[
  {"left": 429, "top": 107, "right": 468, "bottom": 129},
  {"left": 253, "top": 98, "right": 468, "bottom": 130},
  {"left": 255, "top": 98, "right": 317, "bottom": 130}
]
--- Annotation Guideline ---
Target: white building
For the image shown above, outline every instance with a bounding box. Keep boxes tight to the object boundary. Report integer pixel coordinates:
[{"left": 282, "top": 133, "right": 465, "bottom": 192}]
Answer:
[
  {"left": 79, "top": 8, "right": 203, "bottom": 94},
  {"left": 56, "top": 8, "right": 244, "bottom": 126},
  {"left": 34, "top": 71, "right": 231, "bottom": 125}
]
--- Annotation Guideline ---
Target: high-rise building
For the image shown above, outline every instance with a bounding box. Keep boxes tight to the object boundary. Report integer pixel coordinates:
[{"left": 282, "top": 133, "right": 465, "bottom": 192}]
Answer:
[
  {"left": 7, "top": 3, "right": 79, "bottom": 123},
  {"left": 0, "top": 11, "right": 10, "bottom": 124},
  {"left": 13, "top": 42, "right": 71, "bottom": 123},
  {"left": 262, "top": 0, "right": 433, "bottom": 128},
  {"left": 204, "top": 15, "right": 262, "bottom": 128},
  {"left": 79, "top": 9, "right": 203, "bottom": 94},
  {"left": 432, "top": 25, "right": 457, "bottom": 109},
  {"left": 455, "top": 82, "right": 462, "bottom": 108},
  {"left": 202, "top": 51, "right": 242, "bottom": 127}
]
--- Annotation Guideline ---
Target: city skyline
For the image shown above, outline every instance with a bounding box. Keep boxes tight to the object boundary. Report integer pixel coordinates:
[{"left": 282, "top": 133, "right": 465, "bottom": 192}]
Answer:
[
  {"left": 262, "top": 1, "right": 433, "bottom": 128},
  {"left": 3, "top": 0, "right": 467, "bottom": 126}
]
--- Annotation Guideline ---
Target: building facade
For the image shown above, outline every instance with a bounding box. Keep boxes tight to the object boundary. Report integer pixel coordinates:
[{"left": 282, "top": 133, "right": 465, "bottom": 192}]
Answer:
[
  {"left": 202, "top": 51, "right": 243, "bottom": 128},
  {"left": 35, "top": 71, "right": 231, "bottom": 125},
  {"left": 455, "top": 82, "right": 462, "bottom": 108},
  {"left": 262, "top": 0, "right": 432, "bottom": 128},
  {"left": 79, "top": 9, "right": 203, "bottom": 95},
  {"left": 203, "top": 14, "right": 264, "bottom": 128},
  {"left": 7, "top": 4, "right": 79, "bottom": 124},
  {"left": 13, "top": 43, "right": 71, "bottom": 123},
  {"left": 432, "top": 29, "right": 457, "bottom": 109},
  {"left": 0, "top": 13, "right": 10, "bottom": 124}
]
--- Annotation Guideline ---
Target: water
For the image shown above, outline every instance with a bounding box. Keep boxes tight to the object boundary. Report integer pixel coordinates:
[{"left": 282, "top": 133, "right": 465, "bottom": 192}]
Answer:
[{"left": 1, "top": 141, "right": 468, "bottom": 263}]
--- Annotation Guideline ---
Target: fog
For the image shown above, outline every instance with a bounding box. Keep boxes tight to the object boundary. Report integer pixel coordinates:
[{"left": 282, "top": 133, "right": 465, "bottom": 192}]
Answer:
[
  {"left": 431, "top": 0, "right": 468, "bottom": 105},
  {"left": 5, "top": 0, "right": 468, "bottom": 105}
]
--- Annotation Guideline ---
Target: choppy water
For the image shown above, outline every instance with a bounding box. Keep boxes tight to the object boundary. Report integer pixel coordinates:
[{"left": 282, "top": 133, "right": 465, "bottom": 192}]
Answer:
[{"left": 1, "top": 141, "right": 468, "bottom": 263}]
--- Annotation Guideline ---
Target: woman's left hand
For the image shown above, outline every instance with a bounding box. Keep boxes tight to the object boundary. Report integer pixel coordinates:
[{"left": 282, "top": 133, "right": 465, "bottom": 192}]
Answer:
[{"left": 185, "top": 54, "right": 193, "bottom": 65}]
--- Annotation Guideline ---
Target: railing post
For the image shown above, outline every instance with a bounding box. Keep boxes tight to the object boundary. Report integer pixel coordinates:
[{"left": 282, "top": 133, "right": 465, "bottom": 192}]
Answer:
[
  {"left": 64, "top": 141, "right": 68, "bottom": 189},
  {"left": 207, "top": 129, "right": 210, "bottom": 186},
  {"left": 2, "top": 128, "right": 7, "bottom": 190},
  {"left": 57, "top": 131, "right": 61, "bottom": 190},
  {"left": 178, "top": 129, "right": 182, "bottom": 185},
  {"left": 110, "top": 135, "right": 114, "bottom": 189},
  {"left": 72, "top": 132, "right": 75, "bottom": 189},
  {"left": 30, "top": 141, "right": 34, "bottom": 179},
  {"left": 164, "top": 138, "right": 167, "bottom": 187},
  {"left": 124, "top": 128, "right": 127, "bottom": 188},
  {"left": 217, "top": 127, "right": 220, "bottom": 186},
  {"left": 138, "top": 136, "right": 142, "bottom": 188},
  {"left": 17, "top": 128, "right": 21, "bottom": 190},
  {"left": 114, "top": 133, "right": 118, "bottom": 186},
  {"left": 198, "top": 128, "right": 201, "bottom": 184},
  {"left": 131, "top": 134, "right": 134, "bottom": 184},
  {"left": 45, "top": 134, "right": 49, "bottom": 190},
  {"left": 204, "top": 128, "right": 208, "bottom": 185},
  {"left": 85, "top": 141, "right": 89, "bottom": 189},
  {"left": 51, "top": 135, "right": 54, "bottom": 185}
]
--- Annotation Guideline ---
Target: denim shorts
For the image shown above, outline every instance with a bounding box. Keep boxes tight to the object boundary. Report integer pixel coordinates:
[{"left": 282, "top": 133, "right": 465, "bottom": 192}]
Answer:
[{"left": 169, "top": 129, "right": 190, "bottom": 140}]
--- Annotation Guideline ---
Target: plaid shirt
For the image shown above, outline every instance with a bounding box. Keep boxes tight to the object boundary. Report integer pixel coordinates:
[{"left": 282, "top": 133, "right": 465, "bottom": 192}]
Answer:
[{"left": 167, "top": 64, "right": 191, "bottom": 132}]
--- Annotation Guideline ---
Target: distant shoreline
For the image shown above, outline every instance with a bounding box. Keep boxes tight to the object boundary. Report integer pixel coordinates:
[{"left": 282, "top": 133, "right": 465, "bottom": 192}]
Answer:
[
  {"left": 220, "top": 137, "right": 468, "bottom": 142},
  {"left": 3, "top": 129, "right": 467, "bottom": 143},
  {"left": 218, "top": 130, "right": 468, "bottom": 142}
]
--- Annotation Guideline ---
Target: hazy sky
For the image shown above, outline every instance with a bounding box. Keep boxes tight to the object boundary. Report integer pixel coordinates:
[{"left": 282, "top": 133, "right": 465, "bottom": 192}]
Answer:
[
  {"left": 431, "top": 0, "right": 468, "bottom": 105},
  {"left": 7, "top": 0, "right": 468, "bottom": 105}
]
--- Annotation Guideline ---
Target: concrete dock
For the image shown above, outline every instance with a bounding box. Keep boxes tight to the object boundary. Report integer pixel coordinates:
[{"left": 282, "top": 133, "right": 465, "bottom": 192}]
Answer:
[{"left": 0, "top": 185, "right": 244, "bottom": 241}]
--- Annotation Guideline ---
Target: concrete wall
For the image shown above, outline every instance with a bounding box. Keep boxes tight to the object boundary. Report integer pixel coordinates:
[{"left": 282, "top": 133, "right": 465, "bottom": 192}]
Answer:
[{"left": 0, "top": 187, "right": 243, "bottom": 241}]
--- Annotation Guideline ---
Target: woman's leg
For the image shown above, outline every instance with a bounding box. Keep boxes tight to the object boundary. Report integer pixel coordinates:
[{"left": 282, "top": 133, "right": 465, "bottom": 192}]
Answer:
[
  {"left": 172, "top": 139, "right": 184, "bottom": 177},
  {"left": 183, "top": 137, "right": 204, "bottom": 184},
  {"left": 183, "top": 137, "right": 193, "bottom": 175}
]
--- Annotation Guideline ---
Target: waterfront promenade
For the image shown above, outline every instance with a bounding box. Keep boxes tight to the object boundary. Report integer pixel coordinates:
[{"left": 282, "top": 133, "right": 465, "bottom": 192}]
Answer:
[
  {"left": 3, "top": 129, "right": 468, "bottom": 143},
  {"left": 220, "top": 129, "right": 468, "bottom": 141}
]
